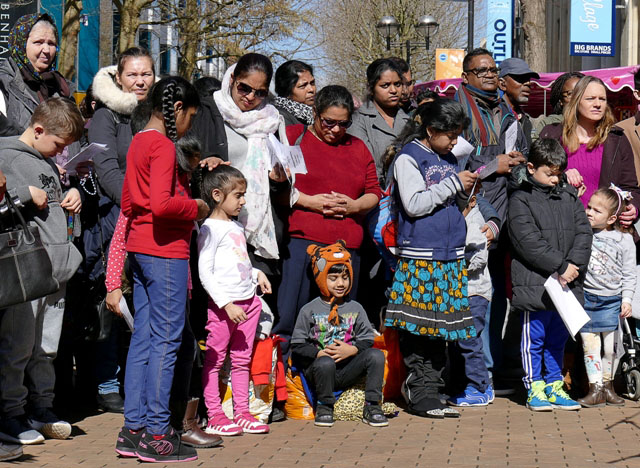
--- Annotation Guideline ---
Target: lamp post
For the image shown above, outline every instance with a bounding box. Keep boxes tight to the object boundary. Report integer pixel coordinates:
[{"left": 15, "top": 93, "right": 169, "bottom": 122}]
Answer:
[{"left": 376, "top": 15, "right": 439, "bottom": 65}]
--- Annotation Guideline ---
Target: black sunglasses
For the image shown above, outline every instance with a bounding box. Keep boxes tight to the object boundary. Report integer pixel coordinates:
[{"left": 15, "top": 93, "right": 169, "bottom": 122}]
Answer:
[
  {"left": 236, "top": 81, "right": 268, "bottom": 99},
  {"left": 320, "top": 117, "right": 352, "bottom": 129}
]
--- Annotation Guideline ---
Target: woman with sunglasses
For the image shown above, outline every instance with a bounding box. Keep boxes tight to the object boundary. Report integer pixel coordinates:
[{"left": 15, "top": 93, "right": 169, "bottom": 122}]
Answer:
[
  {"left": 348, "top": 58, "right": 411, "bottom": 183},
  {"left": 192, "top": 53, "right": 288, "bottom": 275},
  {"left": 273, "top": 85, "right": 382, "bottom": 358}
]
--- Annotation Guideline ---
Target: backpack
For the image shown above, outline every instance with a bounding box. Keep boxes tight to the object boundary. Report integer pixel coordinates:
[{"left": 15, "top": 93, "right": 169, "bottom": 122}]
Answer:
[{"left": 366, "top": 172, "right": 398, "bottom": 272}]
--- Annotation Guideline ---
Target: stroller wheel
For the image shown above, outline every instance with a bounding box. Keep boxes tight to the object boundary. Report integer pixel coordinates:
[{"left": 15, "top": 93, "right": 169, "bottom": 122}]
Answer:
[{"left": 626, "top": 369, "right": 640, "bottom": 401}]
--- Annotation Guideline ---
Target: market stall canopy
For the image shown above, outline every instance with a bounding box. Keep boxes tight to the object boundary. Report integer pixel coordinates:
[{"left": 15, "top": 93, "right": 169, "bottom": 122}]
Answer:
[{"left": 415, "top": 66, "right": 638, "bottom": 119}]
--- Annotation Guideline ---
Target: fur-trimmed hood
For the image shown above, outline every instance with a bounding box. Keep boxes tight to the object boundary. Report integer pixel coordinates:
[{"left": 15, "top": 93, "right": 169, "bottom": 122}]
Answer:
[{"left": 91, "top": 65, "right": 138, "bottom": 116}]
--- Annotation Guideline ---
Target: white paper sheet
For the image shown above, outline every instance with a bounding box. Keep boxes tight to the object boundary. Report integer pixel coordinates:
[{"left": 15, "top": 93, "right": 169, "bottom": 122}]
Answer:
[
  {"left": 543, "top": 273, "right": 590, "bottom": 339},
  {"left": 267, "top": 134, "right": 307, "bottom": 175},
  {"left": 451, "top": 136, "right": 475, "bottom": 160},
  {"left": 64, "top": 143, "right": 107, "bottom": 175},
  {"left": 504, "top": 121, "right": 518, "bottom": 154},
  {"left": 119, "top": 296, "right": 134, "bottom": 332}
]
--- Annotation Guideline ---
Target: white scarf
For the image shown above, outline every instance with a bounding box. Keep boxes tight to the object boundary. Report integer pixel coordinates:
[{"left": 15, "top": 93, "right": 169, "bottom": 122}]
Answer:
[{"left": 214, "top": 64, "right": 284, "bottom": 259}]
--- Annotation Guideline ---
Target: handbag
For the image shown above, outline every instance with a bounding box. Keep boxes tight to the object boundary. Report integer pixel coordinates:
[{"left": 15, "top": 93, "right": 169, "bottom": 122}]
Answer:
[{"left": 0, "top": 195, "right": 59, "bottom": 308}]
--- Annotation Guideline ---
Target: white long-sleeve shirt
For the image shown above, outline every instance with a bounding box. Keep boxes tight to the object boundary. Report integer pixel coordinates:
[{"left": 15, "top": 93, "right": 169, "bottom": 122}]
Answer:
[
  {"left": 197, "top": 218, "right": 260, "bottom": 308},
  {"left": 584, "top": 230, "right": 636, "bottom": 303}
]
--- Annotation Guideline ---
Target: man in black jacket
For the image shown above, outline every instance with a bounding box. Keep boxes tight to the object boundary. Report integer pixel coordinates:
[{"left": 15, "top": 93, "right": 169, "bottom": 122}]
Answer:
[{"left": 508, "top": 139, "right": 592, "bottom": 412}]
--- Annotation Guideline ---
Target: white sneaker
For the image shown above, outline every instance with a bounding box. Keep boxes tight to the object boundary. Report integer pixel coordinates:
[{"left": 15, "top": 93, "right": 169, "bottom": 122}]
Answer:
[{"left": 27, "top": 408, "right": 72, "bottom": 440}]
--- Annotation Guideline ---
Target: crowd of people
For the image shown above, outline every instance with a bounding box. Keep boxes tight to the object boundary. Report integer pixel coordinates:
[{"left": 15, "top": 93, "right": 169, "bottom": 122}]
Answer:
[{"left": 0, "top": 11, "right": 639, "bottom": 464}]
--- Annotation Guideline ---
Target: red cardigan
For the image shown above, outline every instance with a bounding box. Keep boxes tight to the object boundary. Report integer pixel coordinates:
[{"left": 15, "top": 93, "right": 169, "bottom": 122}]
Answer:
[
  {"left": 286, "top": 125, "right": 381, "bottom": 249},
  {"left": 121, "top": 130, "right": 198, "bottom": 259}
]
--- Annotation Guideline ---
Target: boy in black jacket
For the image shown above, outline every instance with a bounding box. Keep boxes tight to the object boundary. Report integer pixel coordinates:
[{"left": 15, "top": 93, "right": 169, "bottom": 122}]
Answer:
[
  {"left": 507, "top": 139, "right": 592, "bottom": 412},
  {"left": 291, "top": 241, "right": 387, "bottom": 428}
]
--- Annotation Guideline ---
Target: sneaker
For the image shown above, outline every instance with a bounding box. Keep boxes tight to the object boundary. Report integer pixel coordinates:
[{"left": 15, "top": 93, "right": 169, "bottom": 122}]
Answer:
[
  {"left": 27, "top": 408, "right": 72, "bottom": 440},
  {"left": 314, "top": 404, "right": 334, "bottom": 427},
  {"left": 447, "top": 385, "right": 489, "bottom": 407},
  {"left": 362, "top": 404, "right": 389, "bottom": 427},
  {"left": 0, "top": 416, "right": 44, "bottom": 445},
  {"left": 115, "top": 427, "right": 143, "bottom": 458},
  {"left": 0, "top": 442, "right": 22, "bottom": 461},
  {"left": 545, "top": 380, "right": 581, "bottom": 411},
  {"left": 485, "top": 385, "right": 495, "bottom": 404},
  {"left": 136, "top": 428, "right": 198, "bottom": 463},
  {"left": 234, "top": 414, "right": 270, "bottom": 434},
  {"left": 526, "top": 381, "right": 553, "bottom": 412},
  {"left": 441, "top": 407, "right": 461, "bottom": 418},
  {"left": 204, "top": 415, "right": 243, "bottom": 436}
]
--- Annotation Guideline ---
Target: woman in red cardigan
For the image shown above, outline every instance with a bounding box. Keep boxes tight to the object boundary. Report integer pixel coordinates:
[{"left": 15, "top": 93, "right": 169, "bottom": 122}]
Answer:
[{"left": 273, "top": 85, "right": 382, "bottom": 357}]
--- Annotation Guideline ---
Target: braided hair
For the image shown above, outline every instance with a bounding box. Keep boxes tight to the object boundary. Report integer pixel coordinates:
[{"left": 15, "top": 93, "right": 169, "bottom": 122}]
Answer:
[
  {"left": 147, "top": 76, "right": 200, "bottom": 143},
  {"left": 550, "top": 72, "right": 584, "bottom": 115}
]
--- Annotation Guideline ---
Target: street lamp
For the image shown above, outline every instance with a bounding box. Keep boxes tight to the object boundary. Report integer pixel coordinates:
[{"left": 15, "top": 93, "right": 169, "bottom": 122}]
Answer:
[{"left": 377, "top": 15, "right": 439, "bottom": 65}]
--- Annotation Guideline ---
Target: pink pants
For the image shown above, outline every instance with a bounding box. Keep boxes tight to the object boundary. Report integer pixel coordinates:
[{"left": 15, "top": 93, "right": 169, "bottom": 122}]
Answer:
[{"left": 202, "top": 295, "right": 261, "bottom": 421}]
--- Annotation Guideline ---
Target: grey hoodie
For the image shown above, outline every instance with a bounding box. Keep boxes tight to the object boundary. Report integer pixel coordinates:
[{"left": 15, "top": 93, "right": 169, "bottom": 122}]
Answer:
[{"left": 0, "top": 136, "right": 82, "bottom": 286}]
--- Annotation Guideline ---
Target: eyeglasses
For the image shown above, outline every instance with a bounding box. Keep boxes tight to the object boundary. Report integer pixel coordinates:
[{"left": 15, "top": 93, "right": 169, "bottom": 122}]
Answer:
[
  {"left": 466, "top": 67, "right": 500, "bottom": 78},
  {"left": 561, "top": 90, "right": 573, "bottom": 99},
  {"left": 235, "top": 81, "right": 268, "bottom": 99},
  {"left": 320, "top": 117, "right": 352, "bottom": 129}
]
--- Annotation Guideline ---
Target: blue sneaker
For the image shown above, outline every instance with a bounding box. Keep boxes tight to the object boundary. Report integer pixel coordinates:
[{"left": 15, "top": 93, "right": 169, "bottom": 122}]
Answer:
[
  {"left": 447, "top": 385, "right": 489, "bottom": 407},
  {"left": 526, "top": 381, "right": 552, "bottom": 412},
  {"left": 545, "top": 381, "right": 581, "bottom": 411},
  {"left": 485, "top": 384, "right": 495, "bottom": 404}
]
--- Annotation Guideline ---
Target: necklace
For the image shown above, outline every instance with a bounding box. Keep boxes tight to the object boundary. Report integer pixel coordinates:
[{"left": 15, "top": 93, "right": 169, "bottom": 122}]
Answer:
[{"left": 80, "top": 171, "right": 98, "bottom": 196}]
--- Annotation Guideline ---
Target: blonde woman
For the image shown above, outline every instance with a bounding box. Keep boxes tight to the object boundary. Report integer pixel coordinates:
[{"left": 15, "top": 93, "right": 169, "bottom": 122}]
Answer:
[{"left": 540, "top": 76, "right": 640, "bottom": 224}]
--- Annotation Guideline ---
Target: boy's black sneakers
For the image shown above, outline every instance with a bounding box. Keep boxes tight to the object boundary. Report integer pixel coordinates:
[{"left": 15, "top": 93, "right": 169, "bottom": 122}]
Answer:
[
  {"left": 115, "top": 427, "right": 142, "bottom": 458},
  {"left": 136, "top": 428, "right": 198, "bottom": 463},
  {"left": 314, "top": 404, "right": 334, "bottom": 427},
  {"left": 362, "top": 404, "right": 389, "bottom": 427}
]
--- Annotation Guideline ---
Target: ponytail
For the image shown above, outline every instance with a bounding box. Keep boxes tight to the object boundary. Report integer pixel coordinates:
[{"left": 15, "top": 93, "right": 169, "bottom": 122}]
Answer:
[
  {"left": 147, "top": 76, "right": 200, "bottom": 143},
  {"left": 162, "top": 81, "right": 179, "bottom": 142}
]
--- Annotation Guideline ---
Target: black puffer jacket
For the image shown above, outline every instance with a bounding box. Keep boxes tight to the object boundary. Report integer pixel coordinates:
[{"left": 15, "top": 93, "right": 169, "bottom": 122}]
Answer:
[{"left": 507, "top": 164, "right": 593, "bottom": 312}]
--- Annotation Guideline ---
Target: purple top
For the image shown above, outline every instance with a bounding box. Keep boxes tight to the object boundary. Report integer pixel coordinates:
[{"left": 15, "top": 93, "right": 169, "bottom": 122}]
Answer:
[{"left": 565, "top": 143, "right": 604, "bottom": 207}]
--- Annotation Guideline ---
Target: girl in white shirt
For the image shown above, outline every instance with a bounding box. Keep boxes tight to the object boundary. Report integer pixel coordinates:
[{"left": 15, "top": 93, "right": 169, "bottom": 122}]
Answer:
[{"left": 197, "top": 165, "right": 272, "bottom": 436}]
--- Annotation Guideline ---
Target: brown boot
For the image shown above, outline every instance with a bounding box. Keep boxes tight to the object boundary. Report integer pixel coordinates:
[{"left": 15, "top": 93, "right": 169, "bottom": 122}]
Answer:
[
  {"left": 577, "top": 383, "right": 605, "bottom": 408},
  {"left": 181, "top": 398, "right": 223, "bottom": 448},
  {"left": 603, "top": 381, "right": 625, "bottom": 406}
]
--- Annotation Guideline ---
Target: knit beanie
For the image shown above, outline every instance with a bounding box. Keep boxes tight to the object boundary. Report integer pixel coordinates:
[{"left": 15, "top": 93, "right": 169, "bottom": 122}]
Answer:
[{"left": 306, "top": 240, "right": 353, "bottom": 325}]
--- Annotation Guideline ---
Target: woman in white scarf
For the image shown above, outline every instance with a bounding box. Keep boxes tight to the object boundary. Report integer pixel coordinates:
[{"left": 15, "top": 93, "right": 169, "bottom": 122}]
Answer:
[{"left": 213, "top": 53, "right": 287, "bottom": 260}]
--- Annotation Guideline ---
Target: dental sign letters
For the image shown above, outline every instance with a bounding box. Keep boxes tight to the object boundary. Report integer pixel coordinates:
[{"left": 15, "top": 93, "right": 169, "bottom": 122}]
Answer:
[
  {"left": 570, "top": 0, "right": 615, "bottom": 56},
  {"left": 487, "top": 0, "right": 513, "bottom": 66}
]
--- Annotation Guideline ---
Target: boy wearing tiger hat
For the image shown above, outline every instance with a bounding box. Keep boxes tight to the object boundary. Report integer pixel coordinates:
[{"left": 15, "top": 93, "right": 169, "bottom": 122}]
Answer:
[{"left": 290, "top": 241, "right": 388, "bottom": 427}]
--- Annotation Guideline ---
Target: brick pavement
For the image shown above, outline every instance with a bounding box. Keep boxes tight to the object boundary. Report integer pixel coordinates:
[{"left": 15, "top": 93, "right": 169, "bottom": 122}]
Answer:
[{"left": 11, "top": 396, "right": 640, "bottom": 468}]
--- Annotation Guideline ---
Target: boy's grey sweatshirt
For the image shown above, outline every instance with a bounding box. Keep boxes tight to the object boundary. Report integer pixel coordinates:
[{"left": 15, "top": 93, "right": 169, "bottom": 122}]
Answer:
[{"left": 0, "top": 136, "right": 82, "bottom": 286}]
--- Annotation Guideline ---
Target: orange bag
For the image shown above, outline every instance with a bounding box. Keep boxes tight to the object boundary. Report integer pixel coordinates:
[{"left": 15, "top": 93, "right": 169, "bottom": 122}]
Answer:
[
  {"left": 284, "top": 369, "right": 314, "bottom": 420},
  {"left": 373, "top": 328, "right": 406, "bottom": 400}
]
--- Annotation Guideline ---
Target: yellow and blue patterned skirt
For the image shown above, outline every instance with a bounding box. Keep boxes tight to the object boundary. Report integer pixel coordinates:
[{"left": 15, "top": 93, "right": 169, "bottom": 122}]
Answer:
[{"left": 384, "top": 257, "right": 476, "bottom": 341}]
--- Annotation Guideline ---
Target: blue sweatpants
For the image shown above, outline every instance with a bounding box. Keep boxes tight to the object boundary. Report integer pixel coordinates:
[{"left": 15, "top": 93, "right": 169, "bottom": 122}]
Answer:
[{"left": 520, "top": 310, "right": 568, "bottom": 389}]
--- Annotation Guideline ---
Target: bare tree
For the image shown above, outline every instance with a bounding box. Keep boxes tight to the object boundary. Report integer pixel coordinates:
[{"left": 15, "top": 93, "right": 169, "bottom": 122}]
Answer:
[
  {"left": 143, "top": 0, "right": 313, "bottom": 79},
  {"left": 521, "top": 0, "right": 546, "bottom": 73},
  {"left": 314, "top": 0, "right": 467, "bottom": 97},
  {"left": 114, "top": 0, "right": 154, "bottom": 53},
  {"left": 54, "top": 0, "right": 82, "bottom": 79}
]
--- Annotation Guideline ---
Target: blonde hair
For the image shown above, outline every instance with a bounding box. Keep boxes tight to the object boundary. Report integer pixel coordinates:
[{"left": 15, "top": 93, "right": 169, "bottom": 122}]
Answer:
[
  {"left": 562, "top": 76, "right": 615, "bottom": 153},
  {"left": 30, "top": 97, "right": 84, "bottom": 141}
]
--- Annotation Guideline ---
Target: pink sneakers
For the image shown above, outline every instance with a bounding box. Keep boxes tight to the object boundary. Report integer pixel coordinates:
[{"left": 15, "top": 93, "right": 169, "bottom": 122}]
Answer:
[
  {"left": 204, "top": 414, "right": 242, "bottom": 436},
  {"left": 234, "top": 415, "right": 269, "bottom": 434}
]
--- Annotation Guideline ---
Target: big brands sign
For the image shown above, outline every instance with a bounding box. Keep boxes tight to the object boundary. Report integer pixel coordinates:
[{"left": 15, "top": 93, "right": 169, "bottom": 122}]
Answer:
[
  {"left": 487, "top": 0, "right": 513, "bottom": 66},
  {"left": 570, "top": 0, "right": 616, "bottom": 56}
]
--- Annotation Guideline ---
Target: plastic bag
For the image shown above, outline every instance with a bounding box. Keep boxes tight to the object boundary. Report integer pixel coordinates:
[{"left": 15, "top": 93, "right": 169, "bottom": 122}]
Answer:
[
  {"left": 373, "top": 329, "right": 406, "bottom": 400},
  {"left": 284, "top": 368, "right": 314, "bottom": 420}
]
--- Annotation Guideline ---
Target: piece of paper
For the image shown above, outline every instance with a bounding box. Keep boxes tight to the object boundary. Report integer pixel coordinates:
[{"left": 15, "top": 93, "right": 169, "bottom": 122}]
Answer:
[
  {"left": 64, "top": 143, "right": 107, "bottom": 175},
  {"left": 267, "top": 134, "right": 307, "bottom": 175},
  {"left": 543, "top": 273, "right": 590, "bottom": 339},
  {"left": 504, "top": 121, "right": 518, "bottom": 154},
  {"left": 119, "top": 296, "right": 134, "bottom": 332},
  {"left": 451, "top": 136, "right": 474, "bottom": 160},
  {"left": 476, "top": 158, "right": 499, "bottom": 180}
]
